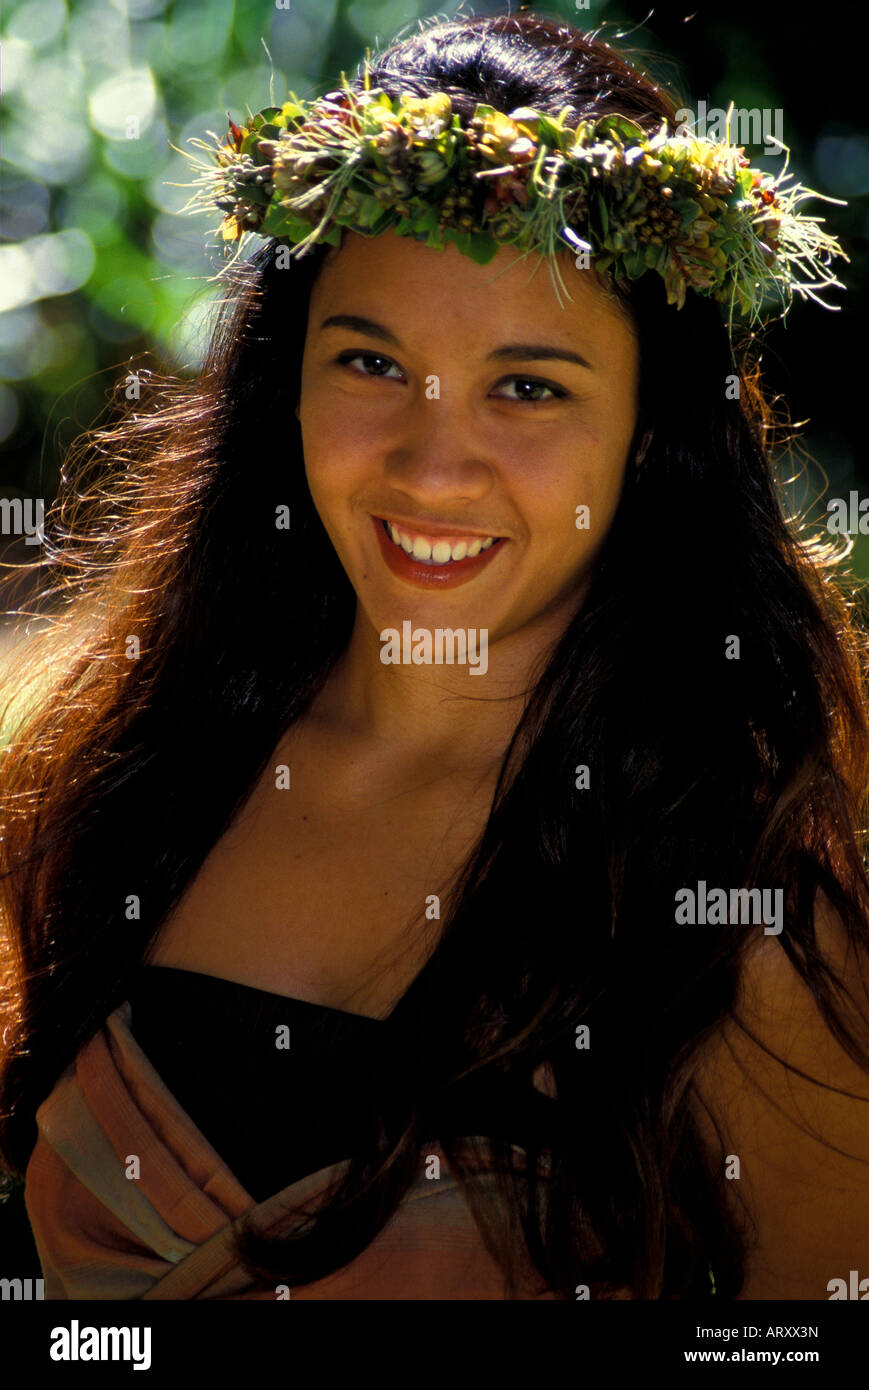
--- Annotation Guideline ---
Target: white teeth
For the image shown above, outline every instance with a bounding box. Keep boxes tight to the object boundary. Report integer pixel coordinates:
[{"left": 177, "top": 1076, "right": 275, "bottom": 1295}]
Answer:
[{"left": 382, "top": 520, "right": 498, "bottom": 565}]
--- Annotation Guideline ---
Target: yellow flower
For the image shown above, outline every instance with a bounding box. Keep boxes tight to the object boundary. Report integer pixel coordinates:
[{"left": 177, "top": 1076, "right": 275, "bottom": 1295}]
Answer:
[{"left": 424, "top": 94, "right": 452, "bottom": 120}]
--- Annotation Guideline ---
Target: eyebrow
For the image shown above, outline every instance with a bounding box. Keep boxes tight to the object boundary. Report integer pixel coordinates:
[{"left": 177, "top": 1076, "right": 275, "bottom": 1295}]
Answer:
[{"left": 318, "top": 313, "right": 594, "bottom": 370}]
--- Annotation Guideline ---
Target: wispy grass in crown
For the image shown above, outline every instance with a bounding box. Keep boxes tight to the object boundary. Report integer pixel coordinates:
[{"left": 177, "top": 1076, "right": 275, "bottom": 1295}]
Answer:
[{"left": 169, "top": 56, "right": 848, "bottom": 334}]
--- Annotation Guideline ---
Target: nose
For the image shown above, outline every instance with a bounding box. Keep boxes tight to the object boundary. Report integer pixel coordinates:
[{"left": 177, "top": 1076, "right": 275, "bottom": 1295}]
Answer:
[{"left": 382, "top": 398, "right": 496, "bottom": 505}]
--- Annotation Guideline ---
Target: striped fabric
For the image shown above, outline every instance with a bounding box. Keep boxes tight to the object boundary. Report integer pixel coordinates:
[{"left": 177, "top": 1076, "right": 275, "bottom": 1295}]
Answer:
[{"left": 23, "top": 1002, "right": 563, "bottom": 1300}]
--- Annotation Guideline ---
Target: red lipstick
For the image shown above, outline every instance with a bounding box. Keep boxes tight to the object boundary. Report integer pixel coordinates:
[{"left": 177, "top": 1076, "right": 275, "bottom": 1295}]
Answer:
[{"left": 371, "top": 515, "right": 506, "bottom": 590}]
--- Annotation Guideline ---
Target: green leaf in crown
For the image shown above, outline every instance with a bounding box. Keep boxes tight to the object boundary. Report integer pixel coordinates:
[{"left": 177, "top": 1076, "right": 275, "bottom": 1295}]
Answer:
[{"left": 169, "top": 65, "right": 849, "bottom": 333}]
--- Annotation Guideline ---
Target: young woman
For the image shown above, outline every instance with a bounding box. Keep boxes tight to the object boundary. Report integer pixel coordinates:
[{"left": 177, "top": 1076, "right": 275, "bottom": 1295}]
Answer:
[{"left": 1, "top": 13, "right": 868, "bottom": 1301}]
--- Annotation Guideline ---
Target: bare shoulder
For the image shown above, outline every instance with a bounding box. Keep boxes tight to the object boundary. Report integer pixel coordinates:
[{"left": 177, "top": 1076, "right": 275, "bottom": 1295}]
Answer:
[{"left": 691, "top": 888, "right": 869, "bottom": 1298}]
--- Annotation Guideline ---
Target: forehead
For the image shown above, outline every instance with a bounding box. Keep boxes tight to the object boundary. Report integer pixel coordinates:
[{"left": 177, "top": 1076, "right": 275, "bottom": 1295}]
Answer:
[{"left": 308, "top": 228, "right": 637, "bottom": 359}]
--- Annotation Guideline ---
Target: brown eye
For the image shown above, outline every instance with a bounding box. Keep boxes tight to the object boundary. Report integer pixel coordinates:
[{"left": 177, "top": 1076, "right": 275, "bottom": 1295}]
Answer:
[
  {"left": 495, "top": 376, "right": 567, "bottom": 403},
  {"left": 335, "top": 350, "right": 403, "bottom": 380}
]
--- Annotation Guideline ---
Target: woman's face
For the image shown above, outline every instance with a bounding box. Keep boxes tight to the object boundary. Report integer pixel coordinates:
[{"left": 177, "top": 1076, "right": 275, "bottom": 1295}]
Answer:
[{"left": 297, "top": 229, "right": 640, "bottom": 657}]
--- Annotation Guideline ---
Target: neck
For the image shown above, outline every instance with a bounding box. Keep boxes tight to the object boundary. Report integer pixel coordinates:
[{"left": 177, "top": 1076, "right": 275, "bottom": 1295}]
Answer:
[{"left": 314, "top": 584, "right": 587, "bottom": 771}]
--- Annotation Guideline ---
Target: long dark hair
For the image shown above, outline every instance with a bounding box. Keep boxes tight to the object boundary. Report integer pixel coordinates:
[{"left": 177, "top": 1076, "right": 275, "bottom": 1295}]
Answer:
[{"left": 2, "top": 13, "right": 869, "bottom": 1300}]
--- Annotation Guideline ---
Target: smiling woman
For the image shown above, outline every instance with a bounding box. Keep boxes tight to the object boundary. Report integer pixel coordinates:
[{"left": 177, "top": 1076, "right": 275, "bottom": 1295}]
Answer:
[
  {"left": 1, "top": 12, "right": 869, "bottom": 1303},
  {"left": 298, "top": 231, "right": 638, "bottom": 631}
]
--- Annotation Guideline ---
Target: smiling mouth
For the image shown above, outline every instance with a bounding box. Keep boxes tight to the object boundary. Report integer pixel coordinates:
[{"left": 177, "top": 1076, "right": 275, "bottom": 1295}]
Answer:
[{"left": 378, "top": 518, "right": 504, "bottom": 567}]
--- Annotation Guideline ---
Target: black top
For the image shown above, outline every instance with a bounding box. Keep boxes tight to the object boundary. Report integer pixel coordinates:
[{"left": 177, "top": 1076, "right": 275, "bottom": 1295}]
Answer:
[{"left": 126, "top": 964, "right": 558, "bottom": 1203}]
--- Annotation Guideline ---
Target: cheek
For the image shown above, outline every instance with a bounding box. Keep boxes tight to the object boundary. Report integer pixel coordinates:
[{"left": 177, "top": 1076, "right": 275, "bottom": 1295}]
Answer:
[
  {"left": 517, "top": 425, "right": 628, "bottom": 540},
  {"left": 299, "top": 393, "right": 370, "bottom": 505}
]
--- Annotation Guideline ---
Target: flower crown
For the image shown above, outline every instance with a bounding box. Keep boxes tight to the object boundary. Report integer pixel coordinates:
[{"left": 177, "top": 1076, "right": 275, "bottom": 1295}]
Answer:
[{"left": 174, "top": 58, "right": 848, "bottom": 332}]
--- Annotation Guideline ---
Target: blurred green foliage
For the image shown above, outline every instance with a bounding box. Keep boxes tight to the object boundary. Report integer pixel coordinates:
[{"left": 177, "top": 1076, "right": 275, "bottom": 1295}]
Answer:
[{"left": 0, "top": 0, "right": 866, "bottom": 571}]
